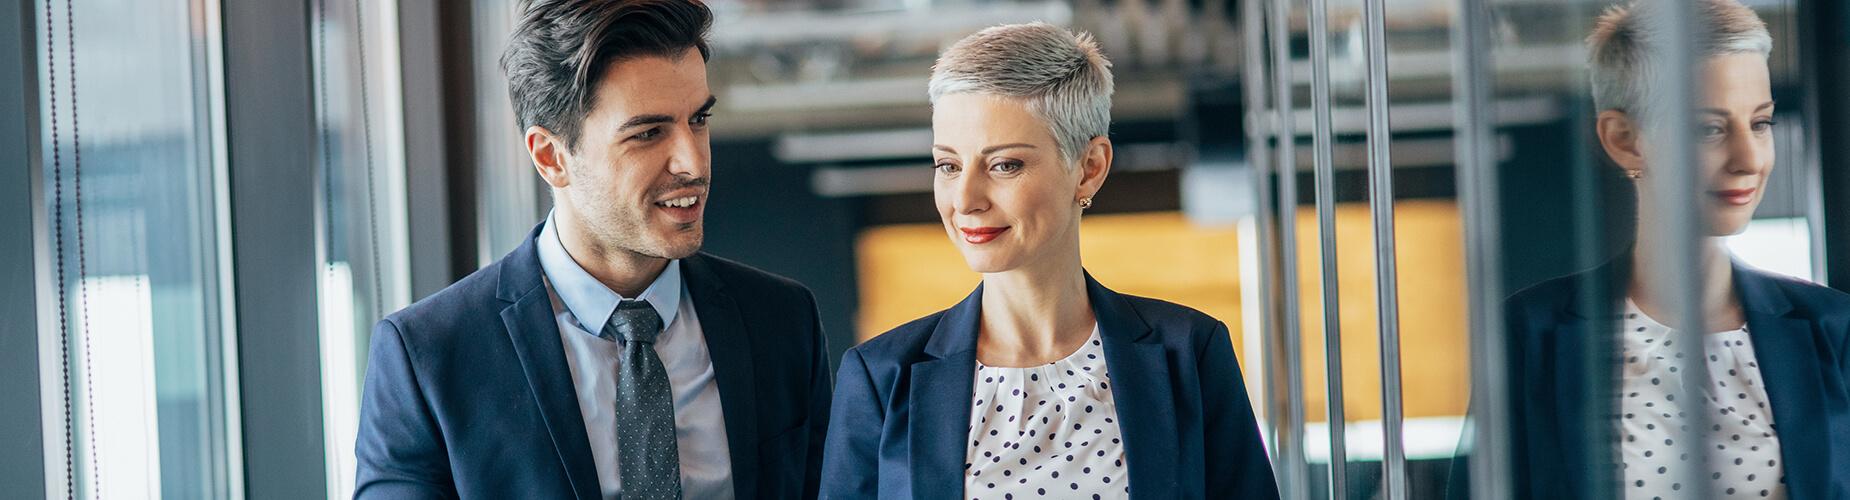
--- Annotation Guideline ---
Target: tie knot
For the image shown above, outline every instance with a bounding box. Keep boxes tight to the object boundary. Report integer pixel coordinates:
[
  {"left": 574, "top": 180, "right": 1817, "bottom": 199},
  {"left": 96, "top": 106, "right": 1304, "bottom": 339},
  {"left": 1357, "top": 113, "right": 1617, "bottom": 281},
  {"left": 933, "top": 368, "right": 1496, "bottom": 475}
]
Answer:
[{"left": 604, "top": 299, "right": 665, "bottom": 344}]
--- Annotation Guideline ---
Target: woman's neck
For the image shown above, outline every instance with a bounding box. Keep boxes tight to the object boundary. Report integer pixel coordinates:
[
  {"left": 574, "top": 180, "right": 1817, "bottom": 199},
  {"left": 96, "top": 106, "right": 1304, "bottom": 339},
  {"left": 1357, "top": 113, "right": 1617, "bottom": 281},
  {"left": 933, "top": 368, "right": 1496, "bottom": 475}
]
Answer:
[
  {"left": 1628, "top": 234, "right": 1742, "bottom": 333},
  {"left": 976, "top": 255, "right": 1096, "bottom": 368}
]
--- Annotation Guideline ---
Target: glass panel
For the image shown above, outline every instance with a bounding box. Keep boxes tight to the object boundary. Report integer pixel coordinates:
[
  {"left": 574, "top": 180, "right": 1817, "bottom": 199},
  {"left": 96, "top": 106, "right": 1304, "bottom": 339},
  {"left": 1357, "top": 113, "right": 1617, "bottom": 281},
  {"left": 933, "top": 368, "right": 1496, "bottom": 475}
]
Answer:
[
  {"left": 35, "top": 0, "right": 235, "bottom": 498},
  {"left": 310, "top": 0, "right": 412, "bottom": 497},
  {"left": 470, "top": 0, "right": 548, "bottom": 265},
  {"left": 1452, "top": 0, "right": 1812, "bottom": 497}
]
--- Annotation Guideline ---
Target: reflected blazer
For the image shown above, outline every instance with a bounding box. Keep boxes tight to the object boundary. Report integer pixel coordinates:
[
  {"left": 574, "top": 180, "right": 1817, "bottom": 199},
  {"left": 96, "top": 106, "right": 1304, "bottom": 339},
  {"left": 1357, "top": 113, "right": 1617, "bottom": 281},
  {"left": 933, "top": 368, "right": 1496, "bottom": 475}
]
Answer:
[
  {"left": 819, "top": 274, "right": 1280, "bottom": 499},
  {"left": 353, "top": 225, "right": 833, "bottom": 499},
  {"left": 1488, "top": 260, "right": 1850, "bottom": 499}
]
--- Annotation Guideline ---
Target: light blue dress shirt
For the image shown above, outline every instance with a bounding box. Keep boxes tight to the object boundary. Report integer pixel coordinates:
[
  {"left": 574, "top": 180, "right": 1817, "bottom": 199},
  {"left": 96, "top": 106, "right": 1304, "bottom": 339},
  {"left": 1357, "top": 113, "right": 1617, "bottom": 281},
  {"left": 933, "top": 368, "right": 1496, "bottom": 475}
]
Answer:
[{"left": 536, "top": 215, "right": 734, "bottom": 500}]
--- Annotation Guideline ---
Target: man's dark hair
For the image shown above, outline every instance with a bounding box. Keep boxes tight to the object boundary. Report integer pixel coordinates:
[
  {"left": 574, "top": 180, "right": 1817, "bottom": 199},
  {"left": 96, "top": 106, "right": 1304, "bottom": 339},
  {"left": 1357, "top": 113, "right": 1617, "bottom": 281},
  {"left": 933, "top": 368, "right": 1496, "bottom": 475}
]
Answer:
[{"left": 501, "top": 0, "right": 712, "bottom": 151}]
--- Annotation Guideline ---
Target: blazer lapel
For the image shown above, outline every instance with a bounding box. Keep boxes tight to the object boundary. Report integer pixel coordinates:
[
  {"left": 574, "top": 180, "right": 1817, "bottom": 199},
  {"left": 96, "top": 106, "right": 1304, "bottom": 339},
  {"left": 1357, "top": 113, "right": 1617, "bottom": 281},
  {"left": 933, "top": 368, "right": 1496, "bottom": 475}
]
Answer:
[
  {"left": 1089, "top": 274, "right": 1178, "bottom": 499},
  {"left": 1735, "top": 266, "right": 1826, "bottom": 500},
  {"left": 496, "top": 228, "right": 601, "bottom": 500},
  {"left": 682, "top": 254, "right": 763, "bottom": 499},
  {"left": 910, "top": 285, "right": 983, "bottom": 499}
]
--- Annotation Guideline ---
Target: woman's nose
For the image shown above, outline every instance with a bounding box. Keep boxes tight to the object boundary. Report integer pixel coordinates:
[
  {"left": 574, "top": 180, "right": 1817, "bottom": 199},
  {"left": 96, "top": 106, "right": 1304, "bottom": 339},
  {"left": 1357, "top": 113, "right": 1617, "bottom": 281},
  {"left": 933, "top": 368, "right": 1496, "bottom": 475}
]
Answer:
[
  {"left": 1722, "top": 124, "right": 1771, "bottom": 176},
  {"left": 951, "top": 172, "right": 989, "bottom": 214}
]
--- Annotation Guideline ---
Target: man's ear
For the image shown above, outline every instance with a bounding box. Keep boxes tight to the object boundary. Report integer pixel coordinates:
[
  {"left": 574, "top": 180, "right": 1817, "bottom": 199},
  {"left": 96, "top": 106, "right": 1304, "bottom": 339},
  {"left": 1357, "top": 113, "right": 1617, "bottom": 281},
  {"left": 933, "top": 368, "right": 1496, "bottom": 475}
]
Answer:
[
  {"left": 527, "top": 126, "right": 571, "bottom": 189},
  {"left": 1597, "top": 110, "right": 1646, "bottom": 173},
  {"left": 1077, "top": 136, "right": 1113, "bottom": 201}
]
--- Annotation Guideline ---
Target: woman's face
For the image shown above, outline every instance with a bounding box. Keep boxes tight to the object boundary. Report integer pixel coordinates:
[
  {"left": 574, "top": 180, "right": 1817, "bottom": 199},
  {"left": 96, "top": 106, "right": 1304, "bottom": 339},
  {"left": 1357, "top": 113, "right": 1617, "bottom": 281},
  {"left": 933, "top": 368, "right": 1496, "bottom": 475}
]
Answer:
[
  {"left": 931, "top": 93, "right": 1104, "bottom": 274},
  {"left": 1632, "top": 53, "right": 1777, "bottom": 236}
]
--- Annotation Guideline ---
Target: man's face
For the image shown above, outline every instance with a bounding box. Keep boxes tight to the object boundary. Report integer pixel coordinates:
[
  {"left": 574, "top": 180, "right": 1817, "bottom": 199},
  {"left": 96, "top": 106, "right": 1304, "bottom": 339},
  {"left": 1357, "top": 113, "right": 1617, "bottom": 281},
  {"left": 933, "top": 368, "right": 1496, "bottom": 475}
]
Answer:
[{"left": 542, "top": 47, "right": 714, "bottom": 260}]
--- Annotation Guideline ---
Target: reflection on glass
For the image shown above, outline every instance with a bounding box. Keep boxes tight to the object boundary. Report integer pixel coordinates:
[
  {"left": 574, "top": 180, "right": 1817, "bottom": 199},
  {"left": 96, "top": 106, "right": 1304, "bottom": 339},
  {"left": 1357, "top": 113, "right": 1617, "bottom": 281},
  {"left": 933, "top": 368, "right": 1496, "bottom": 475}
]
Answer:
[
  {"left": 311, "top": 0, "right": 412, "bottom": 497},
  {"left": 1485, "top": 0, "right": 1843, "bottom": 498},
  {"left": 36, "top": 0, "right": 234, "bottom": 498}
]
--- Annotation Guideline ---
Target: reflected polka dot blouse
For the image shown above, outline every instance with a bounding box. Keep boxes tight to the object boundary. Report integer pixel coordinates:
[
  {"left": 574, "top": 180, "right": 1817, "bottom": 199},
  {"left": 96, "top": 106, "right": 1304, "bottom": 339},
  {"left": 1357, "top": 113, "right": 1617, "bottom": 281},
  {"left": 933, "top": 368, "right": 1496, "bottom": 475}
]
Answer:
[
  {"left": 1620, "top": 300, "right": 1785, "bottom": 499},
  {"left": 964, "top": 326, "right": 1129, "bottom": 500}
]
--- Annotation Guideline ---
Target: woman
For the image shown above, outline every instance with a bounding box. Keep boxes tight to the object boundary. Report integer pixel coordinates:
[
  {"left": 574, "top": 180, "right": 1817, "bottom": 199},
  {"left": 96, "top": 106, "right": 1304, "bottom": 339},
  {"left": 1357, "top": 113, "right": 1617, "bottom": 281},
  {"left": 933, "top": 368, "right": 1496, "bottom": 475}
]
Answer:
[
  {"left": 1494, "top": 0, "right": 1850, "bottom": 497},
  {"left": 819, "top": 23, "right": 1279, "bottom": 499}
]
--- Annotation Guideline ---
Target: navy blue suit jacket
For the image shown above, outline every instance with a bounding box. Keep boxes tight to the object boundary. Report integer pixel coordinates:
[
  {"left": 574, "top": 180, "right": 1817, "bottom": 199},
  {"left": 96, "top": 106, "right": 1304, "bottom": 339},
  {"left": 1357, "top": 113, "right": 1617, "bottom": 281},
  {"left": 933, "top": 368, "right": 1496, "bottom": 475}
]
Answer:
[
  {"left": 353, "top": 226, "right": 832, "bottom": 499},
  {"left": 1468, "top": 261, "right": 1850, "bottom": 499},
  {"left": 819, "top": 274, "right": 1279, "bottom": 499}
]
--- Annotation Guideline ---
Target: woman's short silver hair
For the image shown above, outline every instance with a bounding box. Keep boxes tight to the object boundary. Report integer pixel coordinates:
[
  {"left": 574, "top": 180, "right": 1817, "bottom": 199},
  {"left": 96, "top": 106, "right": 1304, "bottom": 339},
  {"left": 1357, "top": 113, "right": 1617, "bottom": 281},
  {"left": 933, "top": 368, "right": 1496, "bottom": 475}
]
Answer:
[
  {"left": 1587, "top": 0, "right": 1772, "bottom": 125},
  {"left": 929, "top": 23, "right": 1114, "bottom": 166}
]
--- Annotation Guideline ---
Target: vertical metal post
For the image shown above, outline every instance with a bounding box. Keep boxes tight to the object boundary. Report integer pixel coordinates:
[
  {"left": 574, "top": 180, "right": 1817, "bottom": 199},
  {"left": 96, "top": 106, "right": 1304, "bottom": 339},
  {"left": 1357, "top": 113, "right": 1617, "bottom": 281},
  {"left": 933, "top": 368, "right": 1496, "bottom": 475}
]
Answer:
[
  {"left": 1359, "top": 0, "right": 1405, "bottom": 497},
  {"left": 0, "top": 0, "right": 47, "bottom": 496},
  {"left": 1240, "top": 0, "right": 1284, "bottom": 471},
  {"left": 1304, "top": 0, "right": 1347, "bottom": 495},
  {"left": 1642, "top": 2, "right": 1712, "bottom": 497},
  {"left": 1267, "top": 0, "right": 1311, "bottom": 497},
  {"left": 1450, "top": 0, "right": 1510, "bottom": 498}
]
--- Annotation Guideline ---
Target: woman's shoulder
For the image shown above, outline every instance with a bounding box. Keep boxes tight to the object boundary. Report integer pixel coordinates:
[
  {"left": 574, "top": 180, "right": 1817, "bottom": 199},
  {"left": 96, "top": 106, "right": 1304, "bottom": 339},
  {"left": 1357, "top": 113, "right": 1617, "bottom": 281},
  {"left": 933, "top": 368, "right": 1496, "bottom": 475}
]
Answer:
[
  {"left": 1742, "top": 267, "right": 1850, "bottom": 319},
  {"left": 1107, "top": 292, "right": 1229, "bottom": 342},
  {"left": 844, "top": 308, "right": 953, "bottom": 365}
]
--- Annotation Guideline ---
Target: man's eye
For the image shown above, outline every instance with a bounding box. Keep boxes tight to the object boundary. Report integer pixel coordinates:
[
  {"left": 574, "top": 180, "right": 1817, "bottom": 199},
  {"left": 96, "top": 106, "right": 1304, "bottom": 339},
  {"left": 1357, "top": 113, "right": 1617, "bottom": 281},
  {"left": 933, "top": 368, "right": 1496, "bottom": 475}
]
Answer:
[
  {"left": 692, "top": 112, "right": 712, "bottom": 126},
  {"left": 632, "top": 128, "right": 662, "bottom": 141}
]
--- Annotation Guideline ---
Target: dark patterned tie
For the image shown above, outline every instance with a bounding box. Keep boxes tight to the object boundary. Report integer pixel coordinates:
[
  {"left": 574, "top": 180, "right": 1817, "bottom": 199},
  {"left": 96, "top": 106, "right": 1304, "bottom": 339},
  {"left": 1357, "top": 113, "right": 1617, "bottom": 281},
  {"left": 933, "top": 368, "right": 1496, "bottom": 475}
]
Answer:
[{"left": 602, "top": 299, "right": 682, "bottom": 499}]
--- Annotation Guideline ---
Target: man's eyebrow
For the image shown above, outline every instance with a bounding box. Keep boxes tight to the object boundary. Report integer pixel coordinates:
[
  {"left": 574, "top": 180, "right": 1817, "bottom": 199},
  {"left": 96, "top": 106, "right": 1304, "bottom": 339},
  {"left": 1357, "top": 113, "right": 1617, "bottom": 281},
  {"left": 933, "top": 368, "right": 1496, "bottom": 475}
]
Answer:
[
  {"left": 618, "top": 114, "right": 675, "bottom": 131},
  {"left": 618, "top": 95, "right": 718, "bottom": 131}
]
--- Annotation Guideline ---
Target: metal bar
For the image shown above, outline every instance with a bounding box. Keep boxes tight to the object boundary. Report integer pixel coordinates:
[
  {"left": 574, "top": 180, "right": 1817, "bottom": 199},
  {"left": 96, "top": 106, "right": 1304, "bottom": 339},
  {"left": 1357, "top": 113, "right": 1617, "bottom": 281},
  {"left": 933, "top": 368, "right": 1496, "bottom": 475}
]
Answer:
[
  {"left": 0, "top": 0, "right": 47, "bottom": 496},
  {"left": 1305, "top": 0, "right": 1347, "bottom": 495},
  {"left": 1267, "top": 0, "right": 1311, "bottom": 496},
  {"left": 1239, "top": 0, "right": 1283, "bottom": 471},
  {"left": 1450, "top": 0, "right": 1510, "bottom": 497},
  {"left": 1799, "top": 0, "right": 1847, "bottom": 290},
  {"left": 1358, "top": 0, "right": 1405, "bottom": 496},
  {"left": 1642, "top": 2, "right": 1713, "bottom": 497},
  {"left": 224, "top": 0, "right": 330, "bottom": 496}
]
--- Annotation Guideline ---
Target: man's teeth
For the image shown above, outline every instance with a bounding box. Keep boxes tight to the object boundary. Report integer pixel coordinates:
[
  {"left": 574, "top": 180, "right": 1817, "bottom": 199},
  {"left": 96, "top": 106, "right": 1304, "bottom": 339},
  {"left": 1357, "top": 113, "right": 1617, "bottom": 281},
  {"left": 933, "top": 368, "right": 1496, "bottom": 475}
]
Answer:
[{"left": 658, "top": 196, "right": 697, "bottom": 208}]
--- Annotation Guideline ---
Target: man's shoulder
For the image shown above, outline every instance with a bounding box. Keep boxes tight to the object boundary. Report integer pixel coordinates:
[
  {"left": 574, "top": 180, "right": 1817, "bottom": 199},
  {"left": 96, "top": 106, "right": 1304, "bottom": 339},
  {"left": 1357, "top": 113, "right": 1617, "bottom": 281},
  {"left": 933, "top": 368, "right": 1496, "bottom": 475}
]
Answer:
[
  {"left": 382, "top": 258, "right": 514, "bottom": 336},
  {"left": 686, "top": 252, "right": 813, "bottom": 300}
]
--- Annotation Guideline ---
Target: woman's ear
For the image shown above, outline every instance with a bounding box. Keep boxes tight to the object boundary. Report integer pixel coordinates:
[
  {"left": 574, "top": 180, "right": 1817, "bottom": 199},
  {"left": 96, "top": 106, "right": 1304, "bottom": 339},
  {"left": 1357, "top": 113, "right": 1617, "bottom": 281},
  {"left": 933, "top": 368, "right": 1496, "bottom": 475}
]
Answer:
[
  {"left": 1076, "top": 136, "right": 1113, "bottom": 200},
  {"left": 1597, "top": 110, "right": 1647, "bottom": 173},
  {"left": 527, "top": 126, "right": 571, "bottom": 189}
]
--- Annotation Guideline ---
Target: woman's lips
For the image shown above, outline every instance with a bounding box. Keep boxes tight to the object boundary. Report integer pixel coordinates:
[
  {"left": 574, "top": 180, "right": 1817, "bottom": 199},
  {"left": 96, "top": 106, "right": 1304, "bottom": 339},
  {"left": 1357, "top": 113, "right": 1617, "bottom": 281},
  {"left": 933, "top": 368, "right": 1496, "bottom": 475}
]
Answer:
[
  {"left": 960, "top": 226, "right": 1008, "bottom": 244},
  {"left": 1711, "top": 188, "right": 1756, "bottom": 206}
]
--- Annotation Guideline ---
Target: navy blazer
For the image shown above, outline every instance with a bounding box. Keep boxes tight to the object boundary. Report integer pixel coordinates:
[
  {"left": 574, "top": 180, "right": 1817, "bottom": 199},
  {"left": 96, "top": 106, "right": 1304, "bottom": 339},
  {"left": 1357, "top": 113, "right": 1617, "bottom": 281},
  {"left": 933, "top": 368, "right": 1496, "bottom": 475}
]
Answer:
[
  {"left": 1469, "top": 260, "right": 1850, "bottom": 499},
  {"left": 353, "top": 225, "right": 833, "bottom": 499},
  {"left": 819, "top": 274, "right": 1279, "bottom": 499}
]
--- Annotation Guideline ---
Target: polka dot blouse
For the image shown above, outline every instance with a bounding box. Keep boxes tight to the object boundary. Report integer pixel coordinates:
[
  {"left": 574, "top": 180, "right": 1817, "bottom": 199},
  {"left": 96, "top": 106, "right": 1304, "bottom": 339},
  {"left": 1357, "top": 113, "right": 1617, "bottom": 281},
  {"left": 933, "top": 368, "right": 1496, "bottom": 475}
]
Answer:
[
  {"left": 964, "top": 326, "right": 1128, "bottom": 500},
  {"left": 1620, "top": 300, "right": 1785, "bottom": 499}
]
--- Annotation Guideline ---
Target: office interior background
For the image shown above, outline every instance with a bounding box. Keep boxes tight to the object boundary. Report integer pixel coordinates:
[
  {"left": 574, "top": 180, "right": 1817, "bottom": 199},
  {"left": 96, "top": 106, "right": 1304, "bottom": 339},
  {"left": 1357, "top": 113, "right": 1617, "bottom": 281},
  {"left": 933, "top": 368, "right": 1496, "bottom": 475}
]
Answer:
[{"left": 5, "top": 0, "right": 1850, "bottom": 498}]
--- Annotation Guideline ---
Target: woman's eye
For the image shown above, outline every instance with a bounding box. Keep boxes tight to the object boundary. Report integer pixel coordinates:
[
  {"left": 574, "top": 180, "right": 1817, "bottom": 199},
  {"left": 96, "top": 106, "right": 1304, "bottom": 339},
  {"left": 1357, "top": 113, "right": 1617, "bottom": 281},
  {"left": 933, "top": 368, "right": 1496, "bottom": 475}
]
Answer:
[
  {"left": 991, "top": 161, "right": 1023, "bottom": 174},
  {"left": 1753, "top": 119, "right": 1778, "bottom": 132},
  {"left": 1700, "top": 125, "right": 1725, "bottom": 139},
  {"left": 935, "top": 162, "right": 961, "bottom": 174}
]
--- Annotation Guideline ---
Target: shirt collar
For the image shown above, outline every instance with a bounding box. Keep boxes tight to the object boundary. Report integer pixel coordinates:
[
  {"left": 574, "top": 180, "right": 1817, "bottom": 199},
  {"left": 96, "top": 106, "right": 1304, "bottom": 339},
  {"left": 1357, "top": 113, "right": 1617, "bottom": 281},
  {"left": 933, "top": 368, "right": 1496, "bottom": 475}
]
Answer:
[{"left": 536, "top": 212, "right": 682, "bottom": 335}]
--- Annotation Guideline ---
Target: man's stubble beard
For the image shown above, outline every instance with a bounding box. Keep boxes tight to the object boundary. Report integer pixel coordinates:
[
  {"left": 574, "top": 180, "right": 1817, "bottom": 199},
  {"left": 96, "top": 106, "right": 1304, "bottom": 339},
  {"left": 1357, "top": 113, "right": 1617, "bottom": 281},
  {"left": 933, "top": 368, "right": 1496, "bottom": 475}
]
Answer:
[{"left": 573, "top": 192, "right": 704, "bottom": 262}]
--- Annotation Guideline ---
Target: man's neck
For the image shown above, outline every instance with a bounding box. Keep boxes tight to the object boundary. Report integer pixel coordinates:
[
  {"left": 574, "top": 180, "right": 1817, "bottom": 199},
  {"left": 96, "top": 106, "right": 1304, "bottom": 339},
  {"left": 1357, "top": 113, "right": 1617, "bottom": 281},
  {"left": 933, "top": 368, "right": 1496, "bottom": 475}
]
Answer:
[{"left": 554, "top": 212, "right": 668, "bottom": 299}]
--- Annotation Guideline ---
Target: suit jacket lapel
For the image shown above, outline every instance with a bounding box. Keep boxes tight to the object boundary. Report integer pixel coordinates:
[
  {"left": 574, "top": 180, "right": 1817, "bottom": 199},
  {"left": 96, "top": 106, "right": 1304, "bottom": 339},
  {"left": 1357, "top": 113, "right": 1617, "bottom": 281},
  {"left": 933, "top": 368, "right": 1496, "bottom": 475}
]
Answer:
[
  {"left": 1735, "top": 267, "right": 1826, "bottom": 500},
  {"left": 910, "top": 285, "right": 983, "bottom": 499},
  {"left": 682, "top": 254, "right": 763, "bottom": 499},
  {"left": 497, "top": 229, "right": 601, "bottom": 500},
  {"left": 1088, "top": 274, "right": 1178, "bottom": 499}
]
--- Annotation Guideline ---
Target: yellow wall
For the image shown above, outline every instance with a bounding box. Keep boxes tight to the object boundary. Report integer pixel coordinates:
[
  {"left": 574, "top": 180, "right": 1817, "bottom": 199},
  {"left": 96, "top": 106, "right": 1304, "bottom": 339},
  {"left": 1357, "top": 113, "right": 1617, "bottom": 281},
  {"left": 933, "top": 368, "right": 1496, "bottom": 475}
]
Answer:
[{"left": 853, "top": 201, "right": 1471, "bottom": 422}]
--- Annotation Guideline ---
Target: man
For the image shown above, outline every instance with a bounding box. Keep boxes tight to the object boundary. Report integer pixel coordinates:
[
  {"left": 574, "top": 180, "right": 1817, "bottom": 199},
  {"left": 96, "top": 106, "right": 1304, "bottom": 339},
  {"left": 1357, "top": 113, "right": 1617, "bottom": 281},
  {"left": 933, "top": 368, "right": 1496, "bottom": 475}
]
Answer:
[{"left": 353, "top": 1, "right": 831, "bottom": 498}]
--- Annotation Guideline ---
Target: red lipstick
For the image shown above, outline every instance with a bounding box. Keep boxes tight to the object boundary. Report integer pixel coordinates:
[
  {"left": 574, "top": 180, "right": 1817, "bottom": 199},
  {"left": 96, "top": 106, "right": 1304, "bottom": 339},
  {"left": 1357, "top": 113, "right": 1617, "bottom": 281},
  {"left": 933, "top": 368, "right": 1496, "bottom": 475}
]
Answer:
[
  {"left": 1711, "top": 188, "right": 1756, "bottom": 206},
  {"left": 960, "top": 227, "right": 1007, "bottom": 244}
]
